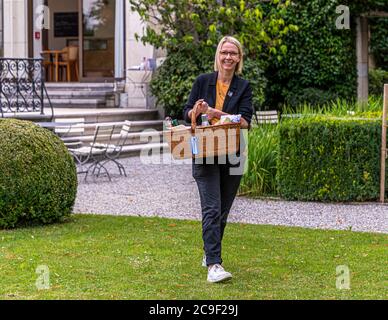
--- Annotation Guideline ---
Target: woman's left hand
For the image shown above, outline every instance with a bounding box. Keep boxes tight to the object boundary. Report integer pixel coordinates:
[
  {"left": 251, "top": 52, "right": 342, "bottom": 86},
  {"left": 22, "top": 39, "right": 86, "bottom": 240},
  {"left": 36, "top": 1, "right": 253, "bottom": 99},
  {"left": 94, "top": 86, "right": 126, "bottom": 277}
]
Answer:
[{"left": 206, "top": 107, "right": 221, "bottom": 120}]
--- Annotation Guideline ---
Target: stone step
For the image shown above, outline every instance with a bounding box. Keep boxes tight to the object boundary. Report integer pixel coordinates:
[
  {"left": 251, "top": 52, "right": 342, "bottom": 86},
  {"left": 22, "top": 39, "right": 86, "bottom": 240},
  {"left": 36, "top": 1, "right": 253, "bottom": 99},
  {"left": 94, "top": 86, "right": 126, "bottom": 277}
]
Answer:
[
  {"left": 45, "top": 98, "right": 107, "bottom": 108},
  {"left": 61, "top": 127, "right": 164, "bottom": 146},
  {"left": 52, "top": 108, "right": 160, "bottom": 123},
  {"left": 45, "top": 90, "right": 114, "bottom": 99},
  {"left": 44, "top": 83, "right": 119, "bottom": 109},
  {"left": 4, "top": 107, "right": 161, "bottom": 124},
  {"left": 45, "top": 82, "right": 115, "bottom": 91},
  {"left": 1, "top": 112, "right": 52, "bottom": 121},
  {"left": 46, "top": 120, "right": 163, "bottom": 143}
]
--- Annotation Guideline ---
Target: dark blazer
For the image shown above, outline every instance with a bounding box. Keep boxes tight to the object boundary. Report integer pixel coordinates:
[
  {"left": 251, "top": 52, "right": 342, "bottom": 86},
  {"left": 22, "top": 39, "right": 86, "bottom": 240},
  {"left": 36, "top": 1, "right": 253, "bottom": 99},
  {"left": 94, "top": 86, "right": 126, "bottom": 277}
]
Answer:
[{"left": 183, "top": 72, "right": 253, "bottom": 126}]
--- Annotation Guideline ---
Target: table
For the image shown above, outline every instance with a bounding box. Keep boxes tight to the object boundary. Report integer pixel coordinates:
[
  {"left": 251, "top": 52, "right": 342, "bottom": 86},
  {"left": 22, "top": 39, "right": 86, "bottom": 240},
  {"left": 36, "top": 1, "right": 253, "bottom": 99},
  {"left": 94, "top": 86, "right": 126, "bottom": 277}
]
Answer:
[{"left": 41, "top": 50, "right": 65, "bottom": 82}]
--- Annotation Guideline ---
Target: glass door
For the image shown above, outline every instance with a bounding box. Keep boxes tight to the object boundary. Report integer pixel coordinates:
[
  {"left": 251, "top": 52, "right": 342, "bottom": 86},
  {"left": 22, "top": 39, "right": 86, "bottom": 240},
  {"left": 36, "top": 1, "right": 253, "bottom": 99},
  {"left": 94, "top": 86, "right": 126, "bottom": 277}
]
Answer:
[{"left": 79, "top": 0, "right": 115, "bottom": 81}]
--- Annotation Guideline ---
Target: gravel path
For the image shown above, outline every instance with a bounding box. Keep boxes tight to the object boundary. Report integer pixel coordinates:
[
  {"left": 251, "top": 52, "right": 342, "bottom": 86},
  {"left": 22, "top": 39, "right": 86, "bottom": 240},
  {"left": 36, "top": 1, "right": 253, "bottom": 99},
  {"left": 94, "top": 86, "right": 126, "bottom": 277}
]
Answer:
[{"left": 73, "top": 154, "right": 388, "bottom": 234}]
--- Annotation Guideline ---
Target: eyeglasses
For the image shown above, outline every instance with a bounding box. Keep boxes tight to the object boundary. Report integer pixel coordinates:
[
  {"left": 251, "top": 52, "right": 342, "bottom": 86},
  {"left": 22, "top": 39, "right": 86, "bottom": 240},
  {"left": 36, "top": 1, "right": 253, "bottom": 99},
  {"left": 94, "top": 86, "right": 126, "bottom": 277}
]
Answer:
[{"left": 219, "top": 51, "right": 239, "bottom": 58}]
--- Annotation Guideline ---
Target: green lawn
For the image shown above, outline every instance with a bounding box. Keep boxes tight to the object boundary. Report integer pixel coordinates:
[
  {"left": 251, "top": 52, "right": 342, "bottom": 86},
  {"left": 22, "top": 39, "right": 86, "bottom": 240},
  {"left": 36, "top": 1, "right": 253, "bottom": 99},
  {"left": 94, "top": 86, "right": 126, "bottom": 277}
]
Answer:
[{"left": 0, "top": 214, "right": 386, "bottom": 300}]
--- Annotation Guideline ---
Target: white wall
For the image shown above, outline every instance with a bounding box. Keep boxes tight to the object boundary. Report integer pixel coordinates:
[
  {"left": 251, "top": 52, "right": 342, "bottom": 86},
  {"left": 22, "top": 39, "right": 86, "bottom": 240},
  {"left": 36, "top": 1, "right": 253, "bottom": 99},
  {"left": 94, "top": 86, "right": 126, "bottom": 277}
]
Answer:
[
  {"left": 33, "top": 0, "right": 44, "bottom": 58},
  {"left": 3, "top": 0, "right": 28, "bottom": 58},
  {"left": 125, "top": 1, "right": 154, "bottom": 69}
]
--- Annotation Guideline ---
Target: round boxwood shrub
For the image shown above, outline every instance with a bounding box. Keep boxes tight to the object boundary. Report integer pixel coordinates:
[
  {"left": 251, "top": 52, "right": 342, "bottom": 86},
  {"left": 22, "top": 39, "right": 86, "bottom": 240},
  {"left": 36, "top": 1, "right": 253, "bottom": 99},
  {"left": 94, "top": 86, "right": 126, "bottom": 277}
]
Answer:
[{"left": 0, "top": 119, "right": 78, "bottom": 228}]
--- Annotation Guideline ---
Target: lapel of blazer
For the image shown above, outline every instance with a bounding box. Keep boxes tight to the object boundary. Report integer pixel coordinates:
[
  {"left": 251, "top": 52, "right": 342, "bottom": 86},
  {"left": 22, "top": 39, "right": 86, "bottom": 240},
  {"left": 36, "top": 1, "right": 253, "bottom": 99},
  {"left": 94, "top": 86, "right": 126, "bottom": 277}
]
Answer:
[
  {"left": 207, "top": 72, "right": 217, "bottom": 108},
  {"left": 222, "top": 74, "right": 238, "bottom": 112}
]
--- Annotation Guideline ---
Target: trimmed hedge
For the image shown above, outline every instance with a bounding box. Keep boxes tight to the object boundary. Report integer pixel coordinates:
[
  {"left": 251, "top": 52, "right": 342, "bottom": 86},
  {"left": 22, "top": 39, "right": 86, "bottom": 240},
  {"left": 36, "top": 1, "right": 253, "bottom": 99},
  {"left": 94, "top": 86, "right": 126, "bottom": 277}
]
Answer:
[
  {"left": 277, "top": 117, "right": 382, "bottom": 201},
  {"left": 0, "top": 119, "right": 78, "bottom": 228}
]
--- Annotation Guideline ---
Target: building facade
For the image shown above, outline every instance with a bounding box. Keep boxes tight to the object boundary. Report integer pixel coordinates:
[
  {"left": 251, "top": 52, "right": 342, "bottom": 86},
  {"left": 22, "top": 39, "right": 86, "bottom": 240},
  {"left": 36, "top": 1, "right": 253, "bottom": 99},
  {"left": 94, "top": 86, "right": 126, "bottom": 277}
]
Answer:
[{"left": 1, "top": 0, "right": 155, "bottom": 83}]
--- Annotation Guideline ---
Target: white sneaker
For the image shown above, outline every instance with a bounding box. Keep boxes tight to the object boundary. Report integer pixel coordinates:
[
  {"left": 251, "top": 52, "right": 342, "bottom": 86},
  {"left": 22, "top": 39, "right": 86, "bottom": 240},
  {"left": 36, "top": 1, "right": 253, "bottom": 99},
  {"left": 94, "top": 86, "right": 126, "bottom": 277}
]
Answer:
[
  {"left": 202, "top": 255, "right": 207, "bottom": 267},
  {"left": 207, "top": 264, "right": 232, "bottom": 283}
]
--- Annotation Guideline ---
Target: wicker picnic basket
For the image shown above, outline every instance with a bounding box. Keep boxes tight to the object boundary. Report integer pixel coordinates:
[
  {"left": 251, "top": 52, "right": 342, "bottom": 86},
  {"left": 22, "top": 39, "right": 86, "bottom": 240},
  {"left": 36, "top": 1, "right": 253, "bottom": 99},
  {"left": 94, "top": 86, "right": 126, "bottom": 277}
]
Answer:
[{"left": 164, "top": 106, "right": 241, "bottom": 160}]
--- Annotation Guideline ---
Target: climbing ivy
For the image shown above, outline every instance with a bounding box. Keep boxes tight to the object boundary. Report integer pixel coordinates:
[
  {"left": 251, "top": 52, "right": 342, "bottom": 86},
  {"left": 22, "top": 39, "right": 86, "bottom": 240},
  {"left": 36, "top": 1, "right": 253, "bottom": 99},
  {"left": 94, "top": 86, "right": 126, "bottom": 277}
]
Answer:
[
  {"left": 265, "top": 0, "right": 388, "bottom": 109},
  {"left": 370, "top": 18, "right": 388, "bottom": 70}
]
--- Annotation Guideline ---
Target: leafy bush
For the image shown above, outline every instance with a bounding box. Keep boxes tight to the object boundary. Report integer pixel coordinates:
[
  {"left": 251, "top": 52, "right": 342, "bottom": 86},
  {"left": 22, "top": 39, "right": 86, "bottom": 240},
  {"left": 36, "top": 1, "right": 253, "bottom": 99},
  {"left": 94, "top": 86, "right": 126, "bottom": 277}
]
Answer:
[
  {"left": 277, "top": 116, "right": 382, "bottom": 201},
  {"left": 242, "top": 58, "right": 267, "bottom": 110},
  {"left": 285, "top": 88, "right": 340, "bottom": 109},
  {"left": 370, "top": 18, "right": 388, "bottom": 70},
  {"left": 130, "top": 0, "right": 297, "bottom": 117},
  {"left": 369, "top": 68, "right": 388, "bottom": 96},
  {"left": 240, "top": 124, "right": 279, "bottom": 197},
  {"left": 150, "top": 49, "right": 212, "bottom": 119},
  {"left": 265, "top": 0, "right": 387, "bottom": 109},
  {"left": 0, "top": 119, "right": 78, "bottom": 228}
]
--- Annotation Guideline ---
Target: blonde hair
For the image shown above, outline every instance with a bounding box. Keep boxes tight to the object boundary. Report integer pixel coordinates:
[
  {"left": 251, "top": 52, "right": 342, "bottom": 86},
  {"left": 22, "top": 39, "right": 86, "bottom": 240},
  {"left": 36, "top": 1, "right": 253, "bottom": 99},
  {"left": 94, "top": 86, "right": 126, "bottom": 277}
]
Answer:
[{"left": 214, "top": 36, "right": 244, "bottom": 75}]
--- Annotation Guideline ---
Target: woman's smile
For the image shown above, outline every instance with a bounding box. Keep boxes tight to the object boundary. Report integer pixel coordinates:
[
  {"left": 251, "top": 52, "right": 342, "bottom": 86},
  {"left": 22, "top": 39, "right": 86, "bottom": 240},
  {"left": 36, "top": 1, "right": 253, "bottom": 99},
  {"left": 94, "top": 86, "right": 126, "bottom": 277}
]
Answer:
[{"left": 218, "top": 42, "right": 240, "bottom": 73}]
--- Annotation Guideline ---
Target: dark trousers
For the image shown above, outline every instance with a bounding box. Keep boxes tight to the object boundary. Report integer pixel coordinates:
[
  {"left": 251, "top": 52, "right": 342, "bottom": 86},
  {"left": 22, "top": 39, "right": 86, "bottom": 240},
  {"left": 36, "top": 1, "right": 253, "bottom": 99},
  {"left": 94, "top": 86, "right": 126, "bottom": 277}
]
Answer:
[{"left": 193, "top": 162, "right": 242, "bottom": 266}]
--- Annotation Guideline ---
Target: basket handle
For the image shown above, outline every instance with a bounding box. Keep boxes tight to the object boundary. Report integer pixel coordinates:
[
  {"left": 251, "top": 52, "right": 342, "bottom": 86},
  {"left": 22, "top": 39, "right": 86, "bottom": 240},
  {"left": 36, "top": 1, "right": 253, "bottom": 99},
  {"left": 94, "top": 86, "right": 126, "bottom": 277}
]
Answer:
[{"left": 191, "top": 102, "right": 199, "bottom": 133}]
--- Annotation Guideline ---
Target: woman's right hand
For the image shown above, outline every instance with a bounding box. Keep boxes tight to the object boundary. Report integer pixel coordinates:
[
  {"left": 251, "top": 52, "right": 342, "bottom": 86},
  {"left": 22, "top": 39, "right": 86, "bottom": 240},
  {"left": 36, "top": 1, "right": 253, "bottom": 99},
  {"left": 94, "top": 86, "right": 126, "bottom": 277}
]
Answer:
[
  {"left": 189, "top": 99, "right": 208, "bottom": 119},
  {"left": 196, "top": 100, "right": 209, "bottom": 114}
]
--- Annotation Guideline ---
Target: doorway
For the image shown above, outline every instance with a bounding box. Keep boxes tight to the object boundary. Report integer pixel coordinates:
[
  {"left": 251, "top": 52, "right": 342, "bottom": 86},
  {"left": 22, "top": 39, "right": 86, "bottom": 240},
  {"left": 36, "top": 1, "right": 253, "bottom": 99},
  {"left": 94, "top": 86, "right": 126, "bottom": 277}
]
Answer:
[
  {"left": 38, "top": 0, "right": 116, "bottom": 82},
  {"left": 80, "top": 0, "right": 115, "bottom": 81}
]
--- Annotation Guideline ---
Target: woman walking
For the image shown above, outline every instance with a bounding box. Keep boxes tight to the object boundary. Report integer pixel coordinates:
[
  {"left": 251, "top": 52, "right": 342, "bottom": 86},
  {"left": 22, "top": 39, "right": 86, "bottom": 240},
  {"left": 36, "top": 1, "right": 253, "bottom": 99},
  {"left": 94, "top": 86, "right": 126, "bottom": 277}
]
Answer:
[{"left": 183, "top": 36, "right": 253, "bottom": 283}]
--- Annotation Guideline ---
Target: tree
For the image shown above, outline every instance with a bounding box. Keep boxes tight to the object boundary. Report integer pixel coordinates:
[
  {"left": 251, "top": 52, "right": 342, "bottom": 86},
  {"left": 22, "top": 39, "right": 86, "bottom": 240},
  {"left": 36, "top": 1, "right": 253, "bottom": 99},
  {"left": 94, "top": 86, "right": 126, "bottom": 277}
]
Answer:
[{"left": 129, "top": 0, "right": 298, "bottom": 117}]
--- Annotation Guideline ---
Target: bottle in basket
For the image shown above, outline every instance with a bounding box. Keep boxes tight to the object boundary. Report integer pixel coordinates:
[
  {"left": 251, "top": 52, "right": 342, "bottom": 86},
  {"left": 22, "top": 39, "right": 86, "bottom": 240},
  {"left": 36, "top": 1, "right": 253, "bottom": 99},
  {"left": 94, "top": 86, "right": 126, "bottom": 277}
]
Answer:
[
  {"left": 163, "top": 116, "right": 172, "bottom": 130},
  {"left": 201, "top": 114, "right": 209, "bottom": 126}
]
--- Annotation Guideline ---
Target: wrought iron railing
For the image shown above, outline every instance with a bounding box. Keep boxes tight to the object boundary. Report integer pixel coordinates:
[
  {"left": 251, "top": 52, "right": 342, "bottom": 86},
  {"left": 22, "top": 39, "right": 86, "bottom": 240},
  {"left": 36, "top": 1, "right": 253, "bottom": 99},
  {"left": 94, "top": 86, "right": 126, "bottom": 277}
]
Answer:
[{"left": 0, "top": 58, "right": 53, "bottom": 119}]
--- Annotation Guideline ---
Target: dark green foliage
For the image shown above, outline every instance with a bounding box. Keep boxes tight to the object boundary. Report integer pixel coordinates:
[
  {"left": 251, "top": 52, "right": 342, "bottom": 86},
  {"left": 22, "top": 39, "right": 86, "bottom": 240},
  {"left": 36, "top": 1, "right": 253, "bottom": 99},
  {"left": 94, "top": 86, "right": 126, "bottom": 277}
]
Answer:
[
  {"left": 370, "top": 18, "right": 388, "bottom": 70},
  {"left": 369, "top": 68, "right": 388, "bottom": 96},
  {"left": 0, "top": 119, "right": 78, "bottom": 229},
  {"left": 132, "top": 0, "right": 387, "bottom": 113},
  {"left": 347, "top": 0, "right": 388, "bottom": 12},
  {"left": 285, "top": 88, "right": 340, "bottom": 109},
  {"left": 265, "top": 0, "right": 358, "bottom": 109},
  {"left": 265, "top": 0, "right": 388, "bottom": 109},
  {"left": 277, "top": 117, "right": 382, "bottom": 201},
  {"left": 150, "top": 48, "right": 213, "bottom": 119},
  {"left": 130, "top": 0, "right": 296, "bottom": 118},
  {"left": 241, "top": 58, "right": 267, "bottom": 110}
]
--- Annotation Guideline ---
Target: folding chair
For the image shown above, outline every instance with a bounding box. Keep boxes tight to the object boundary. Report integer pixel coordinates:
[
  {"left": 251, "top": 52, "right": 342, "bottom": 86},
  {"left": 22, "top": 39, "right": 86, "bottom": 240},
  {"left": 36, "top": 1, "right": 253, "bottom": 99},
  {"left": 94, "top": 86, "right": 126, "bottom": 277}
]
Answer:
[
  {"left": 53, "top": 118, "right": 85, "bottom": 149},
  {"left": 68, "top": 124, "right": 115, "bottom": 181},
  {"left": 254, "top": 110, "right": 279, "bottom": 126},
  {"left": 100, "top": 120, "right": 131, "bottom": 177}
]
